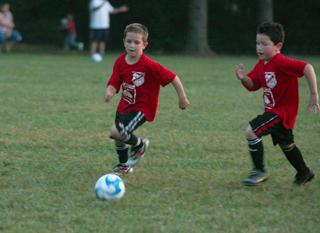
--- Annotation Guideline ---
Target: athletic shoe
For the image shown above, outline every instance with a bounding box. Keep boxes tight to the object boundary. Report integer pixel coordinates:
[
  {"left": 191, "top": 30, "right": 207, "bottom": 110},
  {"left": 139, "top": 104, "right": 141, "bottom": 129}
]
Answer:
[
  {"left": 112, "top": 164, "right": 133, "bottom": 176},
  {"left": 242, "top": 169, "right": 268, "bottom": 186},
  {"left": 126, "top": 139, "right": 149, "bottom": 167},
  {"left": 293, "top": 169, "right": 314, "bottom": 185}
]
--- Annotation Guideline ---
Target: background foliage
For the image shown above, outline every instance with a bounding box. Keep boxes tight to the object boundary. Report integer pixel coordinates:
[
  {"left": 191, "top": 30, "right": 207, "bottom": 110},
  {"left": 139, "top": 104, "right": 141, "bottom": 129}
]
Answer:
[{"left": 5, "top": 0, "right": 320, "bottom": 54}]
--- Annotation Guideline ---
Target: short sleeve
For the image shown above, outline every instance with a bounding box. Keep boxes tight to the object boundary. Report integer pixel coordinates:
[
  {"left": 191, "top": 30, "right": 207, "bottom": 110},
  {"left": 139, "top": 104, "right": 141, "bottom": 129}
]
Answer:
[
  {"left": 89, "top": 0, "right": 100, "bottom": 9},
  {"left": 107, "top": 57, "right": 122, "bottom": 91},
  {"left": 246, "top": 62, "right": 262, "bottom": 91},
  {"left": 277, "top": 57, "right": 307, "bottom": 78},
  {"left": 106, "top": 1, "right": 114, "bottom": 12},
  {"left": 148, "top": 61, "right": 176, "bottom": 86}
]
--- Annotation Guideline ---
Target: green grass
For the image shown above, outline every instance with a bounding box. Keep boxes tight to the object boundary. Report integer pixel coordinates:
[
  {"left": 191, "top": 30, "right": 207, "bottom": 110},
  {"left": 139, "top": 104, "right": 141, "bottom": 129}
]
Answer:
[{"left": 1, "top": 52, "right": 319, "bottom": 233}]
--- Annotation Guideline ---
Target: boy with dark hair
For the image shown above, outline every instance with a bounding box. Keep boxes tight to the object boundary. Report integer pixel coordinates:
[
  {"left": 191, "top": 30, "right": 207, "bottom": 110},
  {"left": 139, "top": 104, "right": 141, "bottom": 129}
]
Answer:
[
  {"left": 235, "top": 22, "right": 320, "bottom": 186},
  {"left": 105, "top": 23, "right": 190, "bottom": 175}
]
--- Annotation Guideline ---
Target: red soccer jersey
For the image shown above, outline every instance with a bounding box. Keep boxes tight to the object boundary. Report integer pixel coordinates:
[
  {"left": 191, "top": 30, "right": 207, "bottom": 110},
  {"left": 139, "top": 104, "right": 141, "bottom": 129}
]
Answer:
[
  {"left": 246, "top": 53, "right": 307, "bottom": 129},
  {"left": 67, "top": 18, "right": 76, "bottom": 35},
  {"left": 107, "top": 54, "right": 176, "bottom": 122}
]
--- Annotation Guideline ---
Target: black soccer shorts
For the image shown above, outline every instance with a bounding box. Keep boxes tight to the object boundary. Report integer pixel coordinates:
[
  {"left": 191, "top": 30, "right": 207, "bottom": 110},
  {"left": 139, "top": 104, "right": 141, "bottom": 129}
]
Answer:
[
  {"left": 249, "top": 112, "right": 294, "bottom": 146},
  {"left": 115, "top": 111, "right": 146, "bottom": 136}
]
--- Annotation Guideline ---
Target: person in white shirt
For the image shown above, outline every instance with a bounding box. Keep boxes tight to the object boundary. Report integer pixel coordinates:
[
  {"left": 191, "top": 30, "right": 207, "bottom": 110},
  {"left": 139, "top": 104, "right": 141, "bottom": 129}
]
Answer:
[{"left": 89, "top": 0, "right": 128, "bottom": 60}]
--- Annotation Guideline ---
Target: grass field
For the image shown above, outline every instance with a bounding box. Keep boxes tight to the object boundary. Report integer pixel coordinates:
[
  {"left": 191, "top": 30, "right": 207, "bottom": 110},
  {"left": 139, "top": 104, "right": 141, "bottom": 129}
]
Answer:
[{"left": 1, "top": 52, "right": 319, "bottom": 233}]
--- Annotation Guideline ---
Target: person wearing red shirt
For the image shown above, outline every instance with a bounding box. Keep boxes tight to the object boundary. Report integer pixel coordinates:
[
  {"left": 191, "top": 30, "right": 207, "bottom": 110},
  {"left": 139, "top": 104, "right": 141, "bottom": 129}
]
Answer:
[
  {"left": 235, "top": 22, "right": 319, "bottom": 186},
  {"left": 105, "top": 23, "right": 190, "bottom": 175},
  {"left": 63, "top": 13, "right": 83, "bottom": 51}
]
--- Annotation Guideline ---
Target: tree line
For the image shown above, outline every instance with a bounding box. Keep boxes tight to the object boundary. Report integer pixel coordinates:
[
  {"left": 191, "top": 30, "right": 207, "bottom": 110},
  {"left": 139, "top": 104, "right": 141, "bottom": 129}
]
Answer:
[{"left": 9, "top": 0, "right": 320, "bottom": 54}]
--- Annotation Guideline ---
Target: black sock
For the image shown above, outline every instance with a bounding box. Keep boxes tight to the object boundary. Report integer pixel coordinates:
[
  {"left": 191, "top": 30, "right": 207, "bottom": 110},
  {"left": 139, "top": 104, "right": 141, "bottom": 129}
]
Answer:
[
  {"left": 133, "top": 138, "right": 143, "bottom": 149},
  {"left": 124, "top": 134, "right": 138, "bottom": 145},
  {"left": 116, "top": 143, "right": 129, "bottom": 164},
  {"left": 124, "top": 134, "right": 142, "bottom": 147},
  {"left": 282, "top": 145, "right": 309, "bottom": 174},
  {"left": 247, "top": 138, "right": 265, "bottom": 172}
]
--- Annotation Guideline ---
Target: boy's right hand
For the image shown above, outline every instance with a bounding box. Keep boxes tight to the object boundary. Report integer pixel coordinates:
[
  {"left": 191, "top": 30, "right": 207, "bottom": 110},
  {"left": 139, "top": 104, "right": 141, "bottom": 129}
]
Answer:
[
  {"left": 235, "top": 64, "right": 246, "bottom": 80},
  {"left": 104, "top": 86, "right": 116, "bottom": 102}
]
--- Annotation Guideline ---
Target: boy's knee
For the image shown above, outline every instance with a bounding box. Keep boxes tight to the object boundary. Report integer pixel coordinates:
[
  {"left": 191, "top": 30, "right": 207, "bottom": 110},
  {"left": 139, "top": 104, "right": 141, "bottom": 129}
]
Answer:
[
  {"left": 109, "top": 126, "right": 123, "bottom": 141},
  {"left": 280, "top": 143, "right": 295, "bottom": 152},
  {"left": 245, "top": 125, "right": 257, "bottom": 140}
]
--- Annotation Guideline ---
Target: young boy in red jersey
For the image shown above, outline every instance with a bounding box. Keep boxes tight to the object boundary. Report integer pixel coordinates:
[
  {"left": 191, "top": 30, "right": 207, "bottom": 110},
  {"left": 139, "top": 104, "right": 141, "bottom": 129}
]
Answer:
[
  {"left": 104, "top": 23, "right": 190, "bottom": 175},
  {"left": 235, "top": 22, "right": 320, "bottom": 186},
  {"left": 62, "top": 13, "right": 83, "bottom": 51}
]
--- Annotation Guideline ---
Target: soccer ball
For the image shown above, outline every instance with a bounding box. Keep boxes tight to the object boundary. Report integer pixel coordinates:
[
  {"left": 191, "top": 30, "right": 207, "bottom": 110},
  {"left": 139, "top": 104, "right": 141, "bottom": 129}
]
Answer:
[
  {"left": 91, "top": 53, "right": 103, "bottom": 63},
  {"left": 94, "top": 173, "right": 125, "bottom": 200}
]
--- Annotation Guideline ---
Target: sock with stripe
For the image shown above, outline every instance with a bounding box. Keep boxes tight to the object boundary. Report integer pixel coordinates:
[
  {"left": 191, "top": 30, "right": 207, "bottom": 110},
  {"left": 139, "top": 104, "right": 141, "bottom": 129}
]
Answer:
[
  {"left": 115, "top": 143, "right": 129, "bottom": 164},
  {"left": 124, "top": 134, "right": 142, "bottom": 147},
  {"left": 247, "top": 138, "right": 265, "bottom": 172},
  {"left": 282, "top": 145, "right": 309, "bottom": 174}
]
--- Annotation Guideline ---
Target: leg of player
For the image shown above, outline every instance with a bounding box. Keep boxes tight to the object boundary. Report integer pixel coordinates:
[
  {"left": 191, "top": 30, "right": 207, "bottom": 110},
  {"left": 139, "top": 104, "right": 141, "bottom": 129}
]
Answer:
[
  {"left": 242, "top": 125, "right": 268, "bottom": 186},
  {"left": 280, "top": 143, "right": 314, "bottom": 185},
  {"left": 117, "top": 111, "right": 148, "bottom": 168},
  {"left": 126, "top": 137, "right": 149, "bottom": 167},
  {"left": 109, "top": 126, "right": 132, "bottom": 175}
]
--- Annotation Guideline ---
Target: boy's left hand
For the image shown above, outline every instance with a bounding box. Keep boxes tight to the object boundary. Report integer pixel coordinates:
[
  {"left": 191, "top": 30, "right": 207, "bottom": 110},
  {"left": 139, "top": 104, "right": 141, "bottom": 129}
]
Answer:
[
  {"left": 179, "top": 97, "right": 190, "bottom": 110},
  {"left": 307, "top": 93, "right": 320, "bottom": 112}
]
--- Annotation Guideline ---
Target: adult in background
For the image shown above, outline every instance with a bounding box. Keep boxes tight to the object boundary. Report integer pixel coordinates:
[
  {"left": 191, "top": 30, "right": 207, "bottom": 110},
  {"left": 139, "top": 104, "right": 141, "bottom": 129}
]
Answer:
[
  {"left": 0, "top": 2, "right": 22, "bottom": 52},
  {"left": 89, "top": 0, "right": 128, "bottom": 62}
]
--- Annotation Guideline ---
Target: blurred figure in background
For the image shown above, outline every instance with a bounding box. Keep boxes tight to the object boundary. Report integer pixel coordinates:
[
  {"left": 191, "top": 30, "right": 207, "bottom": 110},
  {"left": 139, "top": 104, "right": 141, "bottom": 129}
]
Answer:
[
  {"left": 0, "top": 2, "right": 22, "bottom": 52},
  {"left": 89, "top": 0, "right": 128, "bottom": 62},
  {"left": 61, "top": 13, "right": 83, "bottom": 51}
]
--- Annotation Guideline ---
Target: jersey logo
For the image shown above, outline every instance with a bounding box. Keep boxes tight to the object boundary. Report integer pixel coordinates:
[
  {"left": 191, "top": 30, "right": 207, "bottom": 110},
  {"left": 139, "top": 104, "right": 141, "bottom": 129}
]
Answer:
[
  {"left": 265, "top": 72, "right": 277, "bottom": 89},
  {"left": 122, "top": 83, "right": 136, "bottom": 104},
  {"left": 132, "top": 72, "right": 145, "bottom": 87},
  {"left": 263, "top": 88, "right": 275, "bottom": 109}
]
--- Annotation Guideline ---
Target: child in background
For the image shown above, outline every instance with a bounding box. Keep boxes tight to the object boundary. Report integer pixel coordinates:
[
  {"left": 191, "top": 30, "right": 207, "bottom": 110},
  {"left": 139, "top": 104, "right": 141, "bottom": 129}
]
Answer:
[
  {"left": 0, "top": 2, "right": 22, "bottom": 52},
  {"left": 235, "top": 22, "right": 319, "bottom": 186},
  {"left": 61, "top": 13, "right": 83, "bottom": 51},
  {"left": 104, "top": 23, "right": 190, "bottom": 175}
]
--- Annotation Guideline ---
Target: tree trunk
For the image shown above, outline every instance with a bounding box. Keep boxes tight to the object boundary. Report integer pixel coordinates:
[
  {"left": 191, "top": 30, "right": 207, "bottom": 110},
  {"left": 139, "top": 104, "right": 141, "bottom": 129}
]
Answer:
[
  {"left": 258, "top": 0, "right": 274, "bottom": 23},
  {"left": 185, "top": 0, "right": 213, "bottom": 55}
]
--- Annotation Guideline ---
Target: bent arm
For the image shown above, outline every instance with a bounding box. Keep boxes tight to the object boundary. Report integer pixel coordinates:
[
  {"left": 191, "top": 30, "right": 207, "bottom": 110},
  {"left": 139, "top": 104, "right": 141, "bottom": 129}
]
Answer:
[
  {"left": 240, "top": 76, "right": 255, "bottom": 90},
  {"left": 111, "top": 5, "right": 129, "bottom": 14},
  {"left": 104, "top": 85, "right": 117, "bottom": 102},
  {"left": 304, "top": 64, "right": 320, "bottom": 112},
  {"left": 235, "top": 64, "right": 255, "bottom": 90},
  {"left": 171, "top": 76, "right": 190, "bottom": 109}
]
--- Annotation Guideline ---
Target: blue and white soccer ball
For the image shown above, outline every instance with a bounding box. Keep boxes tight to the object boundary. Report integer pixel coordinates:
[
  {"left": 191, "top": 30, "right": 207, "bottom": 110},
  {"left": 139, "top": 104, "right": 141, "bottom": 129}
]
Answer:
[{"left": 94, "top": 173, "right": 125, "bottom": 200}]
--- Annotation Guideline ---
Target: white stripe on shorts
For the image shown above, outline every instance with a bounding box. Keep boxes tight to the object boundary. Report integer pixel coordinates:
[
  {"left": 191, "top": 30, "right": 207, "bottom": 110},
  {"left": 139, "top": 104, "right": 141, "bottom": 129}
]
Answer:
[{"left": 123, "top": 111, "right": 144, "bottom": 135}]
